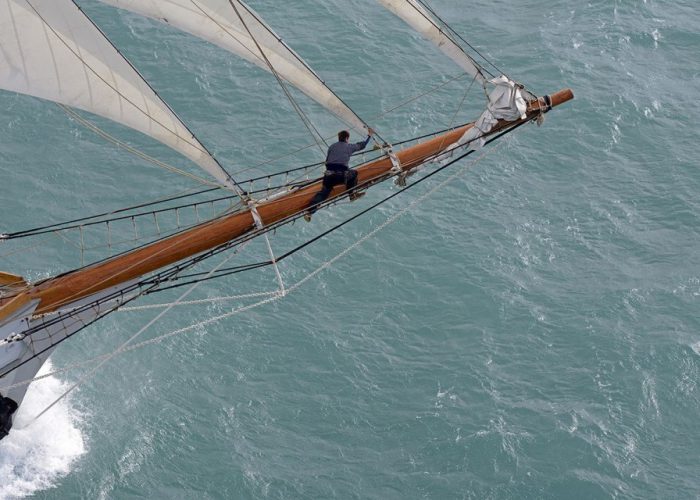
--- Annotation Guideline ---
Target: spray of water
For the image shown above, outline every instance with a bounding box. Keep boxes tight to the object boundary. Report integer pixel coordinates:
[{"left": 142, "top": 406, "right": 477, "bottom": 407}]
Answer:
[{"left": 0, "top": 362, "right": 86, "bottom": 499}]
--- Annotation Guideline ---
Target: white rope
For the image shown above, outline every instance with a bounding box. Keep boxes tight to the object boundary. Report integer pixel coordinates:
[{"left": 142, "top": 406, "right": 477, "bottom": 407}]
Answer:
[
  {"left": 248, "top": 201, "right": 286, "bottom": 296},
  {"left": 2, "top": 145, "right": 501, "bottom": 394},
  {"left": 118, "top": 290, "right": 280, "bottom": 311},
  {"left": 15, "top": 246, "right": 242, "bottom": 427},
  {"left": 265, "top": 234, "right": 286, "bottom": 296},
  {"left": 0, "top": 239, "right": 44, "bottom": 260}
]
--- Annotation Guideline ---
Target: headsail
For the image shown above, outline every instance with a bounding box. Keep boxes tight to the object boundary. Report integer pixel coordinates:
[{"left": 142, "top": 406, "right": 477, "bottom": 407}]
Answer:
[
  {"left": 0, "top": 0, "right": 236, "bottom": 190},
  {"left": 376, "top": 0, "right": 487, "bottom": 86},
  {"left": 99, "top": 0, "right": 368, "bottom": 133}
]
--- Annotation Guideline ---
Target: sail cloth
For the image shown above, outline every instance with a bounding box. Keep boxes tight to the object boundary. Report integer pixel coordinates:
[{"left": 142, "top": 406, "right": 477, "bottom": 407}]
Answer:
[
  {"left": 376, "top": 0, "right": 487, "bottom": 86},
  {"left": 375, "top": 2, "right": 530, "bottom": 154},
  {"left": 0, "top": 0, "right": 236, "bottom": 190},
  {"left": 443, "top": 75, "right": 527, "bottom": 157},
  {"left": 99, "top": 0, "right": 368, "bottom": 133}
]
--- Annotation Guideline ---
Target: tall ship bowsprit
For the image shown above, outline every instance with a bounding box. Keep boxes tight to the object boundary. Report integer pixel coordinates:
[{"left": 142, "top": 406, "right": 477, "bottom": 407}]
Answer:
[{"left": 0, "top": 0, "right": 572, "bottom": 441}]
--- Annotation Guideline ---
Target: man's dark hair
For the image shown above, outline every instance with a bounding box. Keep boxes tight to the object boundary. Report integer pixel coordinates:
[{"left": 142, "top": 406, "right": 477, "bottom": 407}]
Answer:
[{"left": 338, "top": 130, "right": 350, "bottom": 142}]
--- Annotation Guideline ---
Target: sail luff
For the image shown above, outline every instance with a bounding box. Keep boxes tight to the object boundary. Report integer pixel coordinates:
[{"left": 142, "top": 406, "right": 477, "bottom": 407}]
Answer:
[
  {"left": 75, "top": 1, "right": 241, "bottom": 192},
  {"left": 98, "top": 0, "right": 369, "bottom": 132},
  {"left": 376, "top": 0, "right": 487, "bottom": 85},
  {"left": 0, "top": 0, "right": 235, "bottom": 189}
]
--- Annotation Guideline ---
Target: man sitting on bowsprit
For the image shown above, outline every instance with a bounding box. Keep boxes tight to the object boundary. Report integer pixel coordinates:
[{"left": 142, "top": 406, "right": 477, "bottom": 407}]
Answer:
[{"left": 304, "top": 128, "right": 374, "bottom": 222}]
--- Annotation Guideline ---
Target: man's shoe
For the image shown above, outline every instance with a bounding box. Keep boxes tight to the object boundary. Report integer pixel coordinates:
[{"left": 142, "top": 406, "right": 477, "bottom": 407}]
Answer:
[
  {"left": 349, "top": 192, "right": 366, "bottom": 202},
  {"left": 303, "top": 212, "right": 312, "bottom": 222}
]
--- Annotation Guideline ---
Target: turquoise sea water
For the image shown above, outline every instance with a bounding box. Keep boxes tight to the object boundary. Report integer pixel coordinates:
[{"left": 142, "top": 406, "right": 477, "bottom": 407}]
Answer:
[{"left": 1, "top": 0, "right": 699, "bottom": 498}]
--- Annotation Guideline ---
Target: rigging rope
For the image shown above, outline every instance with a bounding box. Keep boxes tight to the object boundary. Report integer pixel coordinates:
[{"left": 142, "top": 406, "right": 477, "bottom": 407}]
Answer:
[
  {"left": 436, "top": 74, "right": 478, "bottom": 154},
  {"left": 227, "top": 0, "right": 328, "bottom": 156},
  {"left": 58, "top": 105, "right": 221, "bottom": 188},
  {"left": 119, "top": 290, "right": 279, "bottom": 312},
  {"left": 15, "top": 244, "right": 242, "bottom": 427},
  {"left": 26, "top": 1, "right": 247, "bottom": 199},
  {"left": 1, "top": 142, "right": 503, "bottom": 395}
]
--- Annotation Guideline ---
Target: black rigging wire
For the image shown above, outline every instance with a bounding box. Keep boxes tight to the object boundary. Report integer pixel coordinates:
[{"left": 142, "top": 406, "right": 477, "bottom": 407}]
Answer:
[
  {"left": 146, "top": 118, "right": 533, "bottom": 292},
  {"left": 69, "top": 0, "right": 247, "bottom": 199},
  {"left": 226, "top": 0, "right": 329, "bottom": 154},
  {"left": 2, "top": 123, "right": 471, "bottom": 240},
  {"left": 234, "top": 1, "right": 375, "bottom": 138},
  {"left": 0, "top": 117, "right": 535, "bottom": 380},
  {"left": 3, "top": 187, "right": 221, "bottom": 238}
]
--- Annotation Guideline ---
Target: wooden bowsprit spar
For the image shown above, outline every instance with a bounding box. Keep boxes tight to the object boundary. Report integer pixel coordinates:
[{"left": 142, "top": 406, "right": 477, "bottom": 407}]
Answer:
[{"left": 0, "top": 89, "right": 573, "bottom": 321}]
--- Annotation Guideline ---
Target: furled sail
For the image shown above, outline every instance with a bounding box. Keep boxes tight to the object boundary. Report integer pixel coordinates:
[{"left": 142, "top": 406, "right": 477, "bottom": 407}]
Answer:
[
  {"left": 442, "top": 75, "right": 527, "bottom": 157},
  {"left": 0, "top": 0, "right": 236, "bottom": 190},
  {"left": 99, "top": 0, "right": 368, "bottom": 133},
  {"left": 376, "top": 1, "right": 532, "bottom": 155},
  {"left": 376, "top": 0, "right": 487, "bottom": 86}
]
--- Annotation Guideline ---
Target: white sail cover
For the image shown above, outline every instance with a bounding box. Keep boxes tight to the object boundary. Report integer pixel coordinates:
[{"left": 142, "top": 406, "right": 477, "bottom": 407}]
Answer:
[
  {"left": 0, "top": 0, "right": 236, "bottom": 189},
  {"left": 99, "top": 0, "right": 368, "bottom": 133},
  {"left": 442, "top": 75, "right": 527, "bottom": 157},
  {"left": 377, "top": 0, "right": 486, "bottom": 85}
]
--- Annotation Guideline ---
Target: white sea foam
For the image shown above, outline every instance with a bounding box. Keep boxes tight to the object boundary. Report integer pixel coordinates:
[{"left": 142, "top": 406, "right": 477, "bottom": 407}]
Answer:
[
  {"left": 0, "top": 362, "right": 86, "bottom": 499},
  {"left": 691, "top": 341, "right": 700, "bottom": 357}
]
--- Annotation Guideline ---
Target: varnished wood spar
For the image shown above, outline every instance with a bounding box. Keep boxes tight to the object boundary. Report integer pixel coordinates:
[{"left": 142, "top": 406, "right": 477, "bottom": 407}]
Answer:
[
  {"left": 21, "top": 125, "right": 470, "bottom": 315},
  {"left": 1, "top": 89, "right": 573, "bottom": 318},
  {"left": 549, "top": 88, "right": 574, "bottom": 108},
  {"left": 0, "top": 272, "right": 25, "bottom": 287}
]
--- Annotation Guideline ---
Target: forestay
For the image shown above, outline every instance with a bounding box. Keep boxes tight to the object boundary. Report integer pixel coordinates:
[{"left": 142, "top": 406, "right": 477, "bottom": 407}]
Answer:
[
  {"left": 376, "top": 0, "right": 487, "bottom": 86},
  {"left": 100, "top": 0, "right": 368, "bottom": 133},
  {"left": 0, "top": 0, "right": 236, "bottom": 190},
  {"left": 376, "top": 1, "right": 531, "bottom": 155}
]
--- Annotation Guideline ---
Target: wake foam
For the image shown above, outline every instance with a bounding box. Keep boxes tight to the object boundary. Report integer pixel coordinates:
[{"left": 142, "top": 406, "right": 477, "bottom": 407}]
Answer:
[
  {"left": 0, "top": 362, "right": 86, "bottom": 499},
  {"left": 691, "top": 341, "right": 700, "bottom": 357}
]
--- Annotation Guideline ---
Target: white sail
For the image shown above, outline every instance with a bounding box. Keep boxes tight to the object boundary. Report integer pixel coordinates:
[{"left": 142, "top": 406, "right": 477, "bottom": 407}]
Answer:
[
  {"left": 441, "top": 75, "right": 527, "bottom": 159},
  {"left": 99, "top": 0, "right": 368, "bottom": 133},
  {"left": 376, "top": 0, "right": 486, "bottom": 85},
  {"left": 0, "top": 0, "right": 236, "bottom": 190}
]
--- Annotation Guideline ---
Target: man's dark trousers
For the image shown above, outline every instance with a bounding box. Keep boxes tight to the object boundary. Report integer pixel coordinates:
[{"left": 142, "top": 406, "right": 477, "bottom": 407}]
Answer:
[{"left": 308, "top": 163, "right": 358, "bottom": 214}]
